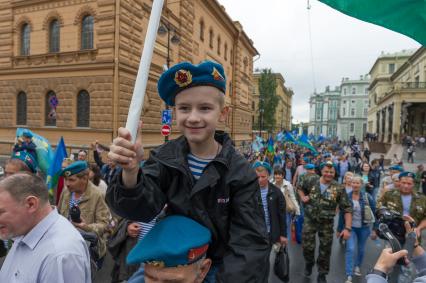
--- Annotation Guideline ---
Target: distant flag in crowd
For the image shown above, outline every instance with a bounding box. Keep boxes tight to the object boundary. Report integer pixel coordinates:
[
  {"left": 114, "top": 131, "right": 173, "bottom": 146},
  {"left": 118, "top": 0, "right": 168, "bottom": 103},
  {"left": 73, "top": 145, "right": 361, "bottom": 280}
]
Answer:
[
  {"left": 317, "top": 133, "right": 325, "bottom": 143},
  {"left": 297, "top": 133, "right": 318, "bottom": 155},
  {"left": 276, "top": 131, "right": 285, "bottom": 143},
  {"left": 318, "top": 0, "right": 426, "bottom": 45},
  {"left": 267, "top": 136, "right": 274, "bottom": 153},
  {"left": 284, "top": 131, "right": 297, "bottom": 144},
  {"left": 16, "top": 128, "right": 53, "bottom": 174},
  {"left": 46, "top": 137, "right": 67, "bottom": 193},
  {"left": 252, "top": 136, "right": 264, "bottom": 153}
]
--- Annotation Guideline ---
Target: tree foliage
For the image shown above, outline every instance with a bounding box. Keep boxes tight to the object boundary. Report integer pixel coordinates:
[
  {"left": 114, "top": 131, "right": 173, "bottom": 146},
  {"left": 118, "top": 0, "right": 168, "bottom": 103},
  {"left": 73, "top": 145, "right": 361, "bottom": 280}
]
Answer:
[{"left": 258, "top": 69, "right": 279, "bottom": 133}]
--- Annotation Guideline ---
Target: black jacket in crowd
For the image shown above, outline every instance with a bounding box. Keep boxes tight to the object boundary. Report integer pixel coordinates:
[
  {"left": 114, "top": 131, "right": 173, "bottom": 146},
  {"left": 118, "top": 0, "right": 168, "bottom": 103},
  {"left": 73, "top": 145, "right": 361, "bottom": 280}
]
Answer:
[
  {"left": 106, "top": 132, "right": 270, "bottom": 282},
  {"left": 266, "top": 182, "right": 287, "bottom": 243}
]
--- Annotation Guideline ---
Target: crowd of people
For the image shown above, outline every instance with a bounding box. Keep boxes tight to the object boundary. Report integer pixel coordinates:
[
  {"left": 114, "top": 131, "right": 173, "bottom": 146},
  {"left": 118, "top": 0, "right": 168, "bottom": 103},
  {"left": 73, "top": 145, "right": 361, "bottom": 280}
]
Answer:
[{"left": 0, "top": 60, "right": 426, "bottom": 283}]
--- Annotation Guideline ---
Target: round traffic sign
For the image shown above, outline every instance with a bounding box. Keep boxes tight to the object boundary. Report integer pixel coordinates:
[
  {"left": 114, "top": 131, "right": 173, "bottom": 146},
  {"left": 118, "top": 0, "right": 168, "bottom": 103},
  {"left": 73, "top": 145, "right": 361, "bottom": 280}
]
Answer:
[{"left": 161, "top": 124, "right": 171, "bottom": 137}]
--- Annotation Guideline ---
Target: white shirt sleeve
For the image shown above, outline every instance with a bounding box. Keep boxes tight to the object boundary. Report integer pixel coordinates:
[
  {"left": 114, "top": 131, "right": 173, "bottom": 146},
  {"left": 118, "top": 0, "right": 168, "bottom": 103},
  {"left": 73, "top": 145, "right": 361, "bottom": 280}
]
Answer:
[{"left": 39, "top": 253, "right": 91, "bottom": 283}]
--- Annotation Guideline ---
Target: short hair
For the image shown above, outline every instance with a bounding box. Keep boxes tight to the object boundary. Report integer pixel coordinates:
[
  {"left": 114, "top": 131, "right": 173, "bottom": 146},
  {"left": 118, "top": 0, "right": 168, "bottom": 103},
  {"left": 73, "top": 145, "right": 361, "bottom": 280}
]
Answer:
[
  {"left": 0, "top": 173, "right": 49, "bottom": 204},
  {"left": 351, "top": 175, "right": 364, "bottom": 184},
  {"left": 274, "top": 168, "right": 284, "bottom": 176},
  {"left": 344, "top": 171, "right": 354, "bottom": 178},
  {"left": 78, "top": 150, "right": 87, "bottom": 156},
  {"left": 5, "top": 158, "right": 32, "bottom": 173}
]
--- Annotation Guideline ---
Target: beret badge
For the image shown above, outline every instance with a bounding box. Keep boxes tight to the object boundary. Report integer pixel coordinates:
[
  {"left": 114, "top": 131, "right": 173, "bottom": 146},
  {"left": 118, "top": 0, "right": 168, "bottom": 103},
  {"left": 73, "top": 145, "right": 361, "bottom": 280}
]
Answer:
[
  {"left": 212, "top": 67, "right": 225, "bottom": 81},
  {"left": 174, "top": 69, "right": 192, "bottom": 87},
  {"left": 64, "top": 171, "right": 72, "bottom": 177}
]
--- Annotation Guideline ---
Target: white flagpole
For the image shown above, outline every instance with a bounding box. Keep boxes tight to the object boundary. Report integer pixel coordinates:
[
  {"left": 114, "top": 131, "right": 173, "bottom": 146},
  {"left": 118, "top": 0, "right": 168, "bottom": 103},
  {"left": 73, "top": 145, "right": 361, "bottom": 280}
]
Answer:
[{"left": 125, "top": 0, "right": 165, "bottom": 143}]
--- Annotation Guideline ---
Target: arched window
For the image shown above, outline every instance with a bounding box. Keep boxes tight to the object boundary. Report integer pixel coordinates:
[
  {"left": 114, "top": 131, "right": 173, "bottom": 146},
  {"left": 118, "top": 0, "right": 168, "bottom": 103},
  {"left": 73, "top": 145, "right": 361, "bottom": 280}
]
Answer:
[
  {"left": 45, "top": 91, "right": 57, "bottom": 126},
  {"left": 77, "top": 90, "right": 90, "bottom": 127},
  {"left": 81, "top": 15, "right": 94, "bottom": 50},
  {"left": 21, "top": 23, "right": 30, "bottom": 55},
  {"left": 209, "top": 29, "right": 213, "bottom": 48},
  {"left": 49, "top": 20, "right": 60, "bottom": 52},
  {"left": 199, "top": 19, "right": 204, "bottom": 41},
  {"left": 224, "top": 43, "right": 228, "bottom": 61},
  {"left": 16, "top": 92, "right": 27, "bottom": 125},
  {"left": 217, "top": 36, "right": 221, "bottom": 55}
]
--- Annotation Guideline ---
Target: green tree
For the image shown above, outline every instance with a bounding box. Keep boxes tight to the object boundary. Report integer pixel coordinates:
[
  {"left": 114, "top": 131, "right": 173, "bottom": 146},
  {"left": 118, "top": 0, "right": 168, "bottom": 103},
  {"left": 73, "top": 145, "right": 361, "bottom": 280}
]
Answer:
[{"left": 258, "top": 69, "right": 278, "bottom": 133}]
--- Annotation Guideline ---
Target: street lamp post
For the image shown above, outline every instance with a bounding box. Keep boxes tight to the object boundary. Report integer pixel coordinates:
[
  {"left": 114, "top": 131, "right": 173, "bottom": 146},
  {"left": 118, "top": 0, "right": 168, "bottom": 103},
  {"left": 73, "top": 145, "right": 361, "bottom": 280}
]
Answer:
[{"left": 158, "top": 23, "right": 180, "bottom": 142}]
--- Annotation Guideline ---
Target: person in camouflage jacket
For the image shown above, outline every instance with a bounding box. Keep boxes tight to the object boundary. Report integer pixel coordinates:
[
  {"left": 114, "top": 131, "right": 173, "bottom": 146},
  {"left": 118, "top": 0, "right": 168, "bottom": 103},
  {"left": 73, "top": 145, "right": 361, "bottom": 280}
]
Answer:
[
  {"left": 376, "top": 172, "right": 426, "bottom": 239},
  {"left": 299, "top": 161, "right": 352, "bottom": 283}
]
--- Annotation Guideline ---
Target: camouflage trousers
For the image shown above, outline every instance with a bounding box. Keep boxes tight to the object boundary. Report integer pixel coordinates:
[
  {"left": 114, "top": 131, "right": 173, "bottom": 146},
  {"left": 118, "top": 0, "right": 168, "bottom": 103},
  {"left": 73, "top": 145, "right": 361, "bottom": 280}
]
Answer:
[{"left": 302, "top": 217, "right": 334, "bottom": 274}]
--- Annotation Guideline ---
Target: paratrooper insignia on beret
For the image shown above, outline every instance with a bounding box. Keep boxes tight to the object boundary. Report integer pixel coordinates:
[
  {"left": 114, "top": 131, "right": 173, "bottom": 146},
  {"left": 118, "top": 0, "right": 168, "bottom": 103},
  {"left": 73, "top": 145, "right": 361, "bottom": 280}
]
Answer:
[{"left": 174, "top": 69, "right": 192, "bottom": 87}]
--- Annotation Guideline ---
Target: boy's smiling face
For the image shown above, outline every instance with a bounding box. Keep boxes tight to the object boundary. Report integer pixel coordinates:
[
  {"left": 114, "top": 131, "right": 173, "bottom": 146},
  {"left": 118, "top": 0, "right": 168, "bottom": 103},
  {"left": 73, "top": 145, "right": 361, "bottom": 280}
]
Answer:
[{"left": 174, "top": 86, "right": 228, "bottom": 146}]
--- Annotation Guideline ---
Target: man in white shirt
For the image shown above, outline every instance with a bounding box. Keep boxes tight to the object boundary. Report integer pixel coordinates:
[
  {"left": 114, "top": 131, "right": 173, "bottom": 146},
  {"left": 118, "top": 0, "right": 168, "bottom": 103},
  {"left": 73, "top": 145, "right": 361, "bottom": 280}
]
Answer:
[{"left": 0, "top": 173, "right": 91, "bottom": 283}]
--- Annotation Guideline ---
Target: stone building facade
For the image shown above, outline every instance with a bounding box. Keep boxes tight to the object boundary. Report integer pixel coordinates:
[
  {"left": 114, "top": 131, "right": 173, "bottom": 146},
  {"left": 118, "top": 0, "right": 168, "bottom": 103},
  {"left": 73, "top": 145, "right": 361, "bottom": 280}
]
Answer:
[
  {"left": 368, "top": 47, "right": 426, "bottom": 144},
  {"left": 0, "top": 0, "right": 258, "bottom": 155},
  {"left": 308, "top": 86, "right": 340, "bottom": 138},
  {"left": 252, "top": 72, "right": 293, "bottom": 137},
  {"left": 337, "top": 76, "right": 370, "bottom": 142}
]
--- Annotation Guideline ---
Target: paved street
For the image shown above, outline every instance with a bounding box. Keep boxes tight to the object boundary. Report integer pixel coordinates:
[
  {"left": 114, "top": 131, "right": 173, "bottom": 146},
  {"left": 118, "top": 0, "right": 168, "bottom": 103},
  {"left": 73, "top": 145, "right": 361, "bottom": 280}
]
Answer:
[{"left": 90, "top": 218, "right": 386, "bottom": 283}]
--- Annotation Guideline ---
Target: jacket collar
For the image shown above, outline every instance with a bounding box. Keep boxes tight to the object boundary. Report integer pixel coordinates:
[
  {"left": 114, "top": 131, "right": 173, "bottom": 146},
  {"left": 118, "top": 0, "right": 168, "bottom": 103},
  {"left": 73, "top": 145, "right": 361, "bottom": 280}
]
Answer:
[{"left": 151, "top": 131, "right": 233, "bottom": 169}]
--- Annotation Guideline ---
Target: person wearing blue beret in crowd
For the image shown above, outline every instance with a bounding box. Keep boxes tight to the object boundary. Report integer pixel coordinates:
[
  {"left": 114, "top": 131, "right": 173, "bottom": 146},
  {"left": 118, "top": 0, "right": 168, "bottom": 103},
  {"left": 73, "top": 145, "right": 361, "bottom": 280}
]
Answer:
[
  {"left": 13, "top": 130, "right": 37, "bottom": 162},
  {"left": 376, "top": 171, "right": 426, "bottom": 283},
  {"left": 298, "top": 160, "right": 352, "bottom": 283},
  {"left": 106, "top": 60, "right": 270, "bottom": 282},
  {"left": 57, "top": 161, "right": 111, "bottom": 266},
  {"left": 126, "top": 215, "right": 212, "bottom": 283},
  {"left": 4, "top": 151, "right": 38, "bottom": 177}
]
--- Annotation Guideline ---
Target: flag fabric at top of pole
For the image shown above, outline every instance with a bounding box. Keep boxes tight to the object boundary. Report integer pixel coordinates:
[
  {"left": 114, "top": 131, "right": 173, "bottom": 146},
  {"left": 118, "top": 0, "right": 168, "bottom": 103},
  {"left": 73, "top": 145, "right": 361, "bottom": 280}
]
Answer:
[
  {"left": 46, "top": 137, "right": 68, "bottom": 193},
  {"left": 318, "top": 0, "right": 426, "bottom": 46},
  {"left": 125, "top": 0, "right": 165, "bottom": 143}
]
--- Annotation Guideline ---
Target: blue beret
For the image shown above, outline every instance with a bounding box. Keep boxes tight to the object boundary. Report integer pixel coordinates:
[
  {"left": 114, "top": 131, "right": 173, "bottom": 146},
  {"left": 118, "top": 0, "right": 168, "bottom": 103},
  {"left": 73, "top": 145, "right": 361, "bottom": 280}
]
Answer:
[
  {"left": 399, "top": 171, "right": 416, "bottom": 179},
  {"left": 22, "top": 130, "right": 33, "bottom": 139},
  {"left": 61, "top": 161, "right": 88, "bottom": 177},
  {"left": 252, "top": 161, "right": 272, "bottom": 175},
  {"left": 304, "top": 163, "right": 315, "bottom": 170},
  {"left": 303, "top": 157, "right": 311, "bottom": 163},
  {"left": 158, "top": 60, "right": 226, "bottom": 106},
  {"left": 320, "top": 161, "right": 337, "bottom": 170},
  {"left": 127, "top": 215, "right": 211, "bottom": 266},
  {"left": 389, "top": 165, "right": 404, "bottom": 172},
  {"left": 11, "top": 151, "right": 37, "bottom": 173}
]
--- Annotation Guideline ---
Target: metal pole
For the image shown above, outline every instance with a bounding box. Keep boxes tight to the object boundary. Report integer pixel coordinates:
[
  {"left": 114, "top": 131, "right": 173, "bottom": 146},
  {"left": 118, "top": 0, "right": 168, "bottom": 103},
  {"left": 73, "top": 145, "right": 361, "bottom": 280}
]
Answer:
[{"left": 164, "top": 27, "right": 171, "bottom": 143}]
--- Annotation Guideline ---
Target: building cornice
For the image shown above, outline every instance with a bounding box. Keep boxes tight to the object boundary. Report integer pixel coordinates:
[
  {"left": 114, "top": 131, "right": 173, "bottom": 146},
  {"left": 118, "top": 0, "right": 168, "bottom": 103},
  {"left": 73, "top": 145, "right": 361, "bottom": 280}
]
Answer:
[{"left": 391, "top": 47, "right": 425, "bottom": 81}]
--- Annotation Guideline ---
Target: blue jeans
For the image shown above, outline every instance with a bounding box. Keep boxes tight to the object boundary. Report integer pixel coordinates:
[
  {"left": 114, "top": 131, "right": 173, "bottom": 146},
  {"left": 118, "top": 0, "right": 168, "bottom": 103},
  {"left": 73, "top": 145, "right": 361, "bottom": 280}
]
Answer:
[
  {"left": 128, "top": 265, "right": 145, "bottom": 283},
  {"left": 286, "top": 212, "right": 292, "bottom": 238},
  {"left": 345, "top": 226, "right": 370, "bottom": 276}
]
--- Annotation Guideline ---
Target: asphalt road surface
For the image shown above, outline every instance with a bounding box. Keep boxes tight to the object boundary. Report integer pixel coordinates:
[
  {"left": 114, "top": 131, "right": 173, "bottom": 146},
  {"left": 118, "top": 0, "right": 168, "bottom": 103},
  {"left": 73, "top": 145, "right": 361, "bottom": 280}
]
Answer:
[{"left": 94, "top": 221, "right": 386, "bottom": 283}]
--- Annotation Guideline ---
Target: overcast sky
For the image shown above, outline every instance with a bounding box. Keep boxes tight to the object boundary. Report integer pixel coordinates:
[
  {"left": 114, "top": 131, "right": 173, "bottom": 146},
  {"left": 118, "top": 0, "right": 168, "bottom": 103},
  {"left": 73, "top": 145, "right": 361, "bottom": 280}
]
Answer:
[{"left": 218, "top": 0, "right": 420, "bottom": 123}]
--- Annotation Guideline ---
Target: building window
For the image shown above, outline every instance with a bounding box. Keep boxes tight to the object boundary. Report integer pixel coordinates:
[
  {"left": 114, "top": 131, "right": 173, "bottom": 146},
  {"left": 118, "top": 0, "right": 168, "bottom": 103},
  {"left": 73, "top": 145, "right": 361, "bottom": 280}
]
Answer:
[
  {"left": 365, "top": 88, "right": 368, "bottom": 94},
  {"left": 351, "top": 108, "right": 355, "bottom": 117},
  {"left": 224, "top": 43, "right": 228, "bottom": 61},
  {"left": 342, "top": 108, "right": 346, "bottom": 116},
  {"left": 351, "top": 100, "right": 355, "bottom": 104},
  {"left": 45, "top": 91, "right": 57, "bottom": 126},
  {"left": 77, "top": 90, "right": 90, "bottom": 127},
  {"left": 16, "top": 91, "right": 27, "bottom": 125},
  {"left": 49, "top": 20, "right": 60, "bottom": 53},
  {"left": 217, "top": 36, "right": 221, "bottom": 55},
  {"left": 81, "top": 15, "right": 94, "bottom": 50},
  {"left": 199, "top": 19, "right": 204, "bottom": 41},
  {"left": 343, "top": 88, "right": 346, "bottom": 95},
  {"left": 209, "top": 29, "right": 213, "bottom": 48},
  {"left": 343, "top": 100, "right": 346, "bottom": 104},
  {"left": 364, "top": 108, "right": 368, "bottom": 117},
  {"left": 388, "top": 63, "right": 395, "bottom": 74},
  {"left": 350, "top": 123, "right": 354, "bottom": 132},
  {"left": 21, "top": 23, "right": 31, "bottom": 55},
  {"left": 352, "top": 87, "right": 356, "bottom": 94}
]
